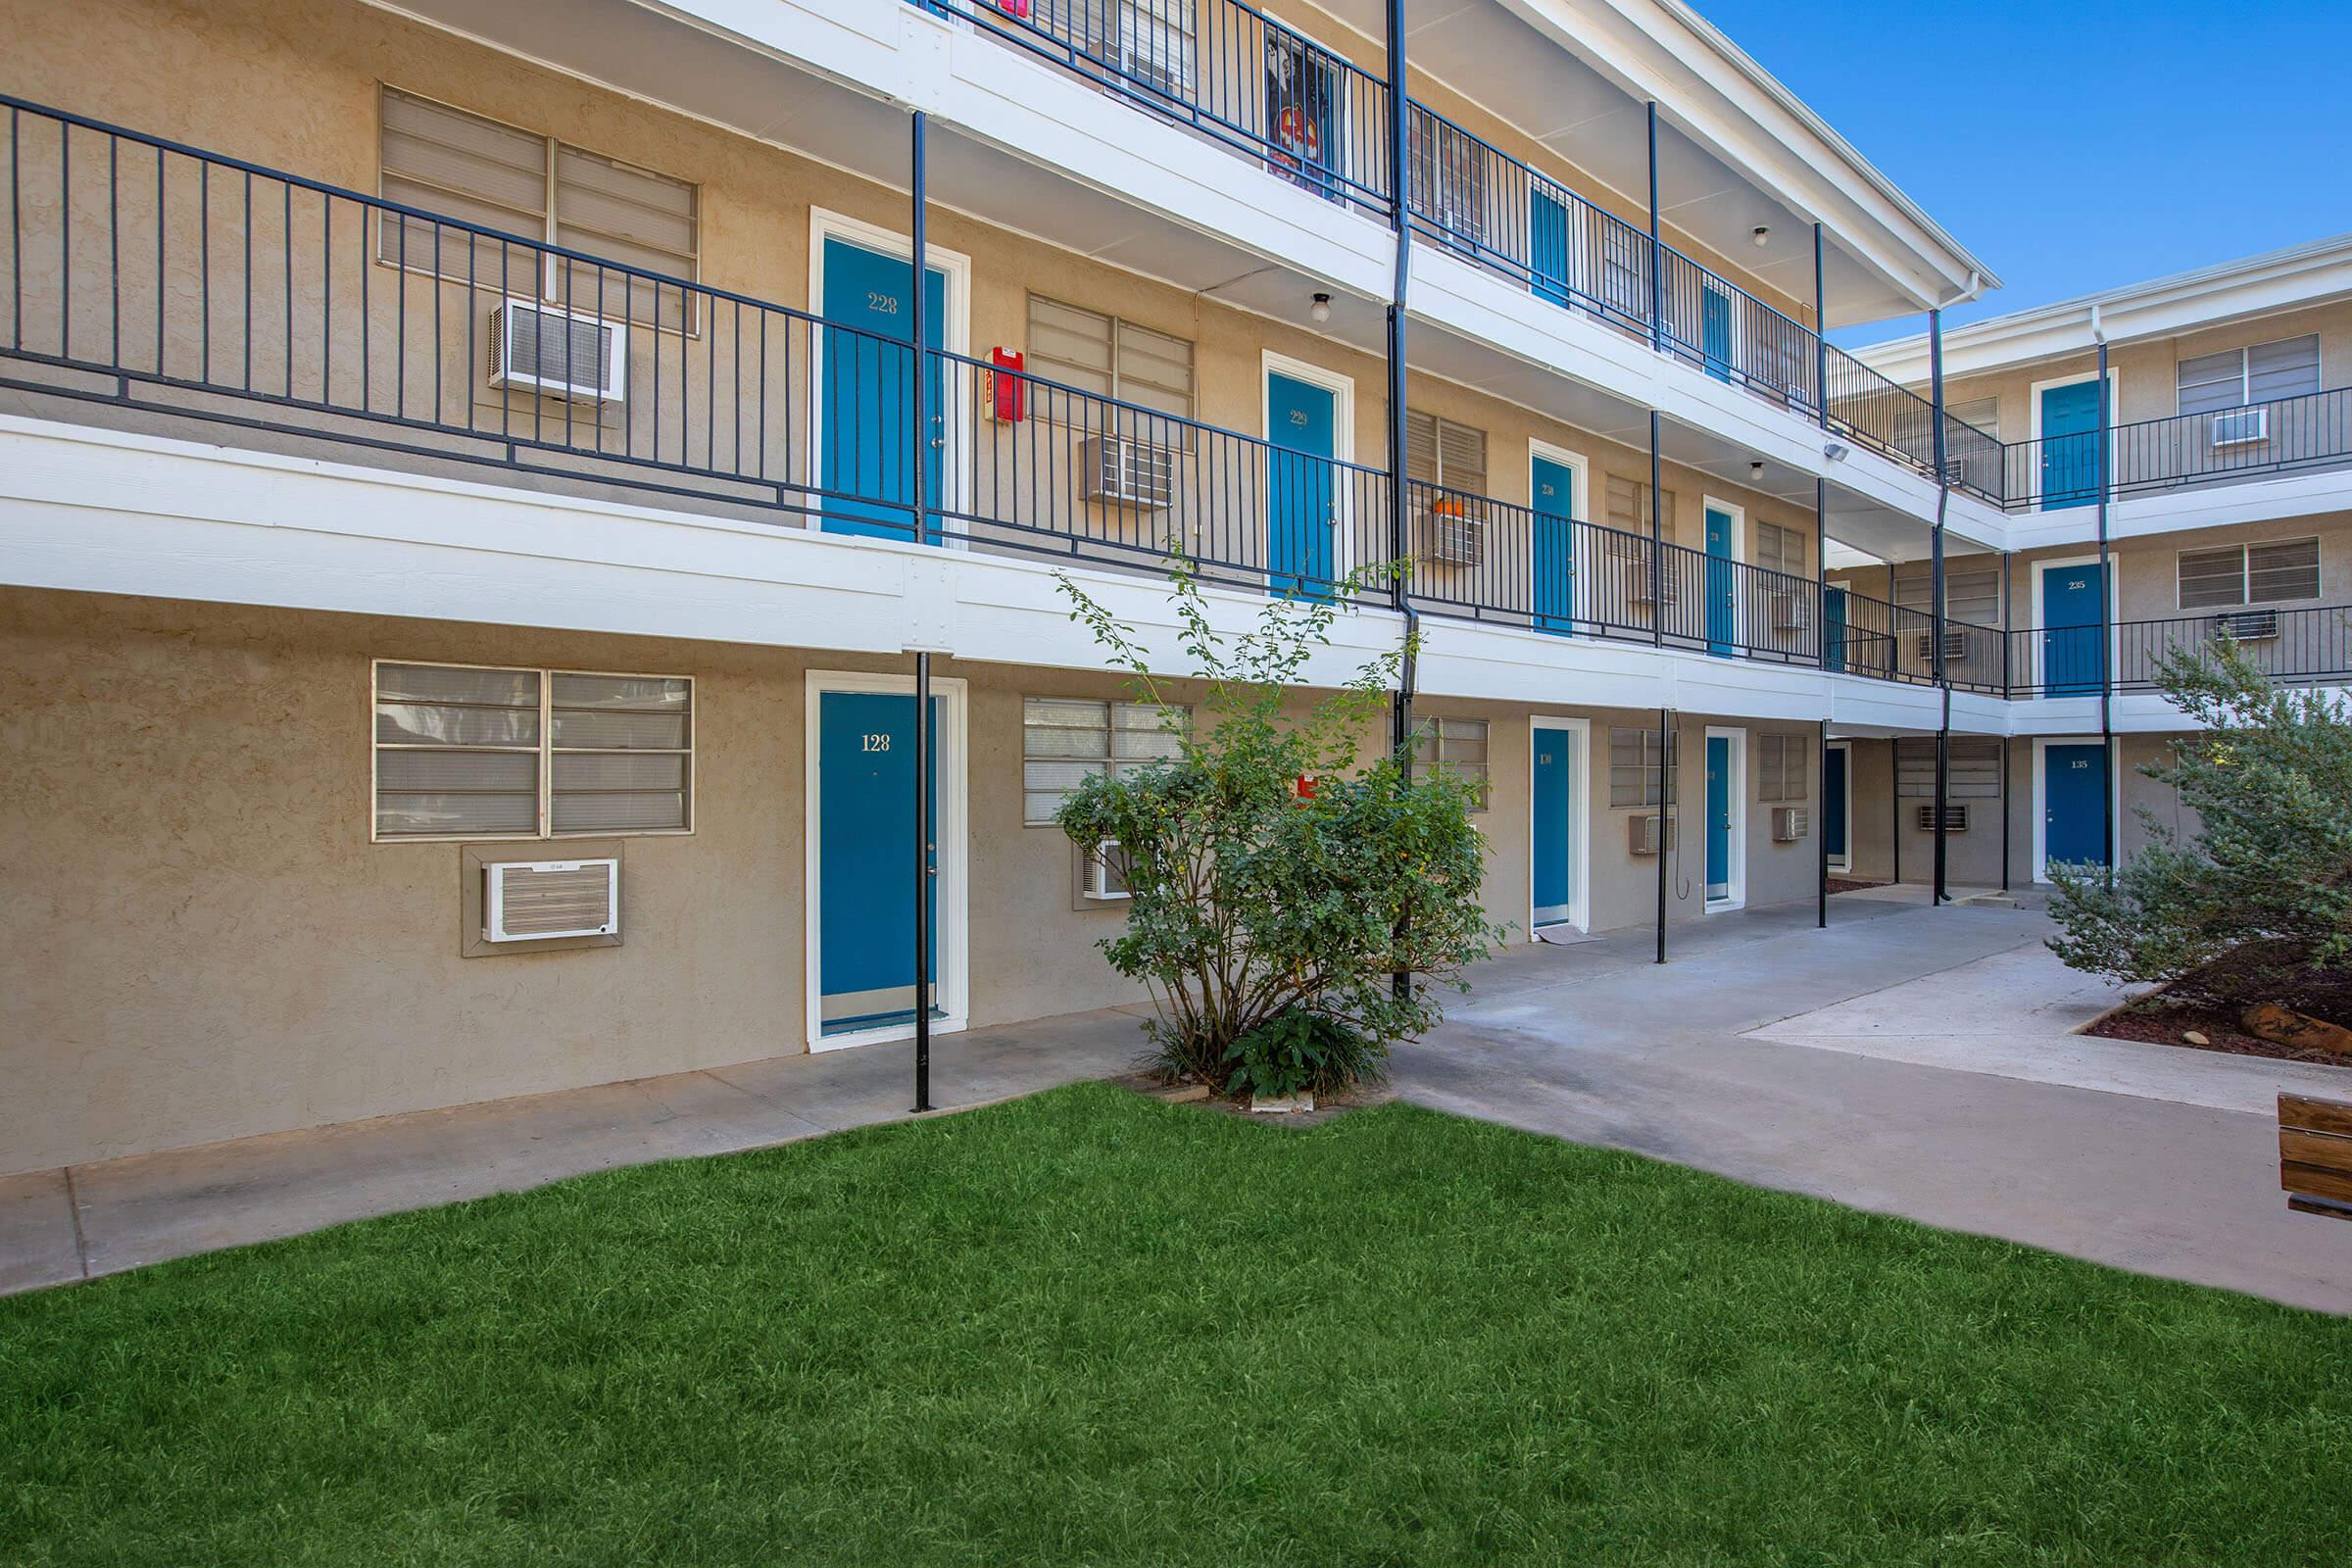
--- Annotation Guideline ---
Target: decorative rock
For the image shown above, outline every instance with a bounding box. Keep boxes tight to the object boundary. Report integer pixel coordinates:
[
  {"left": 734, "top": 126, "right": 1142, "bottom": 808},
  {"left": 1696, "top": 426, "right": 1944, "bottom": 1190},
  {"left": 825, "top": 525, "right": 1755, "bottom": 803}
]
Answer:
[
  {"left": 1152, "top": 1082, "right": 1210, "bottom": 1103},
  {"left": 2181, "top": 1030, "right": 2211, "bottom": 1047},
  {"left": 2241, "top": 1004, "right": 2352, "bottom": 1056},
  {"left": 1249, "top": 1093, "right": 1315, "bottom": 1114}
]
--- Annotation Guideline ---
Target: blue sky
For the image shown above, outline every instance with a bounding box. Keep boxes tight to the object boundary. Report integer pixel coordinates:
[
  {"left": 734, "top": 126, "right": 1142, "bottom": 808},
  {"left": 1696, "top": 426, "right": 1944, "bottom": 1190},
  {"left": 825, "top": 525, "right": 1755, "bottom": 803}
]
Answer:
[{"left": 1693, "top": 1, "right": 2352, "bottom": 343}]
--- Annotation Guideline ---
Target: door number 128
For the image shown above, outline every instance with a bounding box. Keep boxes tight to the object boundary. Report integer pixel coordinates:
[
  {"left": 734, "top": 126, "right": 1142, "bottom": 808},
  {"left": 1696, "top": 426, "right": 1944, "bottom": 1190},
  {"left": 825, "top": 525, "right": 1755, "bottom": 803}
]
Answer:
[{"left": 861, "top": 732, "right": 892, "bottom": 753}]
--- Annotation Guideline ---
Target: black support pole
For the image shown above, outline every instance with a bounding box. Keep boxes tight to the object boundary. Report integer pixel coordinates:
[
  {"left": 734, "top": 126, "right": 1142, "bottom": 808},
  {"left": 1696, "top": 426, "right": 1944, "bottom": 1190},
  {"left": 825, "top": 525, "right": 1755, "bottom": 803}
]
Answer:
[
  {"left": 2000, "top": 550, "right": 2014, "bottom": 894},
  {"left": 1929, "top": 306, "right": 1950, "bottom": 907},
  {"left": 1648, "top": 411, "right": 1665, "bottom": 646},
  {"left": 2096, "top": 335, "right": 2115, "bottom": 883},
  {"left": 908, "top": 110, "right": 933, "bottom": 1114},
  {"left": 1999, "top": 734, "right": 2012, "bottom": 893},
  {"left": 1817, "top": 718, "right": 1829, "bottom": 928},
  {"left": 1646, "top": 102, "right": 1663, "bottom": 353},
  {"left": 1655, "top": 707, "right": 1671, "bottom": 964},
  {"left": 1890, "top": 741, "right": 1902, "bottom": 887},
  {"left": 1813, "top": 220, "right": 1829, "bottom": 427},
  {"left": 1384, "top": 0, "right": 1413, "bottom": 1004}
]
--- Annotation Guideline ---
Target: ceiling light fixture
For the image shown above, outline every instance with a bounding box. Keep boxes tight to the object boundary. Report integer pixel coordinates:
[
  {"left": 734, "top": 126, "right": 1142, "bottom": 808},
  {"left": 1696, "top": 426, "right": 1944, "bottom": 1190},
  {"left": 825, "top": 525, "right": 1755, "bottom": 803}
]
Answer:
[
  {"left": 1752, "top": 225, "right": 1771, "bottom": 248},
  {"left": 1749, "top": 460, "right": 1764, "bottom": 479},
  {"left": 1309, "top": 292, "right": 1332, "bottom": 324}
]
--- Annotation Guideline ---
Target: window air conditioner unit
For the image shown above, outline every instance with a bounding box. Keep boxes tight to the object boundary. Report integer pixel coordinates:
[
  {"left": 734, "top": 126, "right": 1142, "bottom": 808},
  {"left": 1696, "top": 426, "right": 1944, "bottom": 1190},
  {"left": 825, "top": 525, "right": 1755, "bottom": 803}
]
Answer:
[
  {"left": 1080, "top": 435, "right": 1178, "bottom": 510},
  {"left": 1083, "top": 840, "right": 1133, "bottom": 902},
  {"left": 2212, "top": 608, "right": 2279, "bottom": 641},
  {"left": 1629, "top": 577, "right": 1680, "bottom": 607},
  {"left": 1913, "top": 627, "right": 1969, "bottom": 662},
  {"left": 2210, "top": 406, "right": 2269, "bottom": 447},
  {"left": 1940, "top": 455, "right": 1969, "bottom": 486},
  {"left": 488, "top": 298, "right": 625, "bottom": 403},
  {"left": 482, "top": 858, "right": 620, "bottom": 942},
  {"left": 1770, "top": 592, "right": 1813, "bottom": 631},
  {"left": 1424, "top": 502, "right": 1485, "bottom": 566},
  {"left": 1915, "top": 804, "right": 1969, "bottom": 834},
  {"left": 1628, "top": 812, "right": 1676, "bottom": 856},
  {"left": 1771, "top": 806, "right": 1808, "bottom": 843},
  {"left": 1115, "top": 5, "right": 1195, "bottom": 99}
]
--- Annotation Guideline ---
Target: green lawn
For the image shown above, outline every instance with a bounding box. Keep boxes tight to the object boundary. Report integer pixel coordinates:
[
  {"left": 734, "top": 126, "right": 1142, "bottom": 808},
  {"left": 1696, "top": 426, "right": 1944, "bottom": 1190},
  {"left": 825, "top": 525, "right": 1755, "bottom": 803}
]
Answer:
[{"left": 5, "top": 1084, "right": 2349, "bottom": 1566}]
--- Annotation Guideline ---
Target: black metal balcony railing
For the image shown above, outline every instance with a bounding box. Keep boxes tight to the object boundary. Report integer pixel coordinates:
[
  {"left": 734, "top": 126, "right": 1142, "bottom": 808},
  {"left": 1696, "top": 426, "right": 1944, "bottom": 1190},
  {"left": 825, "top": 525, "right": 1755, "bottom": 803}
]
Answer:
[
  {"left": 2001, "top": 603, "right": 2352, "bottom": 699},
  {"left": 12, "top": 97, "right": 2352, "bottom": 706},
  {"left": 926, "top": 0, "right": 1394, "bottom": 215},
  {"left": 2001, "top": 387, "right": 2352, "bottom": 513}
]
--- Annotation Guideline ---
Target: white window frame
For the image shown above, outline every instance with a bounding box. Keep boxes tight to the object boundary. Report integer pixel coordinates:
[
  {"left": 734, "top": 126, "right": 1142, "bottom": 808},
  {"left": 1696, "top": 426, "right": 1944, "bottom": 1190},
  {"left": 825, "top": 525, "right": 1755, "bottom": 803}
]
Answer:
[
  {"left": 2176, "top": 537, "right": 2322, "bottom": 611},
  {"left": 1412, "top": 715, "right": 1492, "bottom": 810},
  {"left": 2176, "top": 334, "right": 2323, "bottom": 416},
  {"left": 1024, "top": 295, "right": 1197, "bottom": 421},
  {"left": 370, "top": 659, "right": 695, "bottom": 844},
  {"left": 1021, "top": 697, "right": 1190, "bottom": 827}
]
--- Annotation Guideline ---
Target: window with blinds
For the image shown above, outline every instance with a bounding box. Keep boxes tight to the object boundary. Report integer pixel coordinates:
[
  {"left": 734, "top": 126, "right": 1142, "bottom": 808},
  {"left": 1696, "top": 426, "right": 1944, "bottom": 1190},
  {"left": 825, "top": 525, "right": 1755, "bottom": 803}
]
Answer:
[
  {"left": 1948, "top": 394, "right": 1999, "bottom": 439},
  {"left": 1754, "top": 520, "right": 1805, "bottom": 579},
  {"left": 1756, "top": 734, "right": 1807, "bottom": 803},
  {"left": 373, "top": 662, "right": 693, "bottom": 839},
  {"left": 1894, "top": 738, "right": 2000, "bottom": 799},
  {"left": 1407, "top": 111, "right": 1489, "bottom": 241},
  {"left": 1404, "top": 411, "right": 1488, "bottom": 496},
  {"left": 1411, "top": 717, "right": 1489, "bottom": 808},
  {"left": 379, "top": 87, "right": 700, "bottom": 330},
  {"left": 1022, "top": 698, "right": 1188, "bottom": 825},
  {"left": 1608, "top": 725, "right": 1676, "bottom": 808},
  {"left": 1024, "top": 296, "right": 1196, "bottom": 419},
  {"left": 2177, "top": 335, "right": 2320, "bottom": 416},
  {"left": 2178, "top": 538, "right": 2321, "bottom": 610},
  {"left": 1893, "top": 563, "right": 2000, "bottom": 625},
  {"left": 1604, "top": 476, "right": 1674, "bottom": 534}
]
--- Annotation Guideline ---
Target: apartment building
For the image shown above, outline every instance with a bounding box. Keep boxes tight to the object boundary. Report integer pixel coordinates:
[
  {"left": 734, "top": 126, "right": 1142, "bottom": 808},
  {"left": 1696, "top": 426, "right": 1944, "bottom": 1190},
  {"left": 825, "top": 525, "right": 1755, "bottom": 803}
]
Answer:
[
  {"left": 0, "top": 0, "right": 2333, "bottom": 1174},
  {"left": 1834, "top": 235, "right": 2352, "bottom": 890}
]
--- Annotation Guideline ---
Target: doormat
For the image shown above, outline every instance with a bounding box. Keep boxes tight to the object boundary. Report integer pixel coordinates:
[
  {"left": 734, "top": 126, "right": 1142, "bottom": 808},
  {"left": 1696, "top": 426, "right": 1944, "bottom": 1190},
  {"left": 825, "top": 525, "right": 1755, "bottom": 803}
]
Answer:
[{"left": 1535, "top": 926, "right": 1600, "bottom": 947}]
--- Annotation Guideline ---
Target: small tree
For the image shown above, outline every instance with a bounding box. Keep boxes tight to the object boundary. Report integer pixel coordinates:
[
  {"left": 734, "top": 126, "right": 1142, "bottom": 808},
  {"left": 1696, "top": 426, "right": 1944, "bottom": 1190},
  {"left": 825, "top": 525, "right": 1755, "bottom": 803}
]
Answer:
[
  {"left": 2046, "top": 632, "right": 2352, "bottom": 1010},
  {"left": 1053, "top": 556, "right": 1504, "bottom": 1092}
]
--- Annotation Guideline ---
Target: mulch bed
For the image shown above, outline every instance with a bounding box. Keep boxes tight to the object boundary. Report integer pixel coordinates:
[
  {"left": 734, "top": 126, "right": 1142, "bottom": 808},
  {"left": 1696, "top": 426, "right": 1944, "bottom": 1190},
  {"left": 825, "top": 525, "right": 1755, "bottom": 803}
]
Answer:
[
  {"left": 2082, "top": 944, "right": 2352, "bottom": 1069},
  {"left": 1110, "top": 1068, "right": 1397, "bottom": 1126},
  {"left": 1825, "top": 877, "right": 1886, "bottom": 896}
]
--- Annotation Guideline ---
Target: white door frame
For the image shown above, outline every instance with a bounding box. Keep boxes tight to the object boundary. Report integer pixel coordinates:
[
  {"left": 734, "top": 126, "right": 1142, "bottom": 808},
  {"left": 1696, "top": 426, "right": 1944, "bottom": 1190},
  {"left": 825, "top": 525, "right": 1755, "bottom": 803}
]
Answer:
[
  {"left": 1701, "top": 495, "right": 1747, "bottom": 648},
  {"left": 1702, "top": 724, "right": 1747, "bottom": 911},
  {"left": 1528, "top": 714, "right": 1591, "bottom": 936},
  {"left": 2029, "top": 733, "right": 2123, "bottom": 884},
  {"left": 1825, "top": 738, "right": 1854, "bottom": 874},
  {"left": 803, "top": 668, "right": 971, "bottom": 1052},
  {"left": 2029, "top": 553, "right": 2115, "bottom": 694},
  {"left": 1261, "top": 349, "right": 1356, "bottom": 581},
  {"left": 2027, "top": 367, "right": 2123, "bottom": 446},
  {"left": 1530, "top": 439, "right": 1590, "bottom": 624},
  {"left": 807, "top": 208, "right": 975, "bottom": 531}
]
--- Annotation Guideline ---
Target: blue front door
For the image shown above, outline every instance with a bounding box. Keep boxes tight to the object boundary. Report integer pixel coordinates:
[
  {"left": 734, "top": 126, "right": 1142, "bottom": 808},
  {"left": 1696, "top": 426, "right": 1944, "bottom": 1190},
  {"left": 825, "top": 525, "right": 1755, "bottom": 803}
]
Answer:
[
  {"left": 1532, "top": 455, "right": 1577, "bottom": 635},
  {"left": 1700, "top": 285, "right": 1734, "bottom": 381},
  {"left": 1704, "top": 504, "right": 1739, "bottom": 656},
  {"left": 1530, "top": 190, "right": 1571, "bottom": 307},
  {"left": 1823, "top": 586, "right": 1848, "bottom": 672},
  {"left": 1532, "top": 724, "right": 1576, "bottom": 928},
  {"left": 2041, "top": 563, "right": 2105, "bottom": 697},
  {"left": 1267, "top": 370, "right": 1337, "bottom": 597},
  {"left": 819, "top": 236, "right": 947, "bottom": 540},
  {"left": 1705, "top": 734, "right": 1734, "bottom": 904},
  {"left": 2038, "top": 378, "right": 2104, "bottom": 511},
  {"left": 817, "top": 689, "right": 942, "bottom": 1036},
  {"left": 1823, "top": 744, "right": 1848, "bottom": 868},
  {"left": 2043, "top": 742, "right": 2108, "bottom": 872}
]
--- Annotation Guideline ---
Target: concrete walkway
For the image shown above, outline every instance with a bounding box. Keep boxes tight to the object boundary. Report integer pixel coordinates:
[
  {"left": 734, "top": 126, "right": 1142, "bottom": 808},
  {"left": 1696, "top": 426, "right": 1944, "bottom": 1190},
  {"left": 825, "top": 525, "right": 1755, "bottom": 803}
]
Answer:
[{"left": 6, "top": 895, "right": 2350, "bottom": 1311}]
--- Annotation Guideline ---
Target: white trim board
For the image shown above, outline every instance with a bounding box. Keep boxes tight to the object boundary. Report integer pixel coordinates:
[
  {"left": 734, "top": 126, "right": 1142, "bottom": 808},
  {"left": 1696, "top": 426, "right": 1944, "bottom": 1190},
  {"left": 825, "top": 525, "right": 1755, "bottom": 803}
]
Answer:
[
  {"left": 1702, "top": 724, "right": 1748, "bottom": 912},
  {"left": 1528, "top": 714, "right": 1592, "bottom": 937},
  {"left": 2029, "top": 733, "right": 2123, "bottom": 884}
]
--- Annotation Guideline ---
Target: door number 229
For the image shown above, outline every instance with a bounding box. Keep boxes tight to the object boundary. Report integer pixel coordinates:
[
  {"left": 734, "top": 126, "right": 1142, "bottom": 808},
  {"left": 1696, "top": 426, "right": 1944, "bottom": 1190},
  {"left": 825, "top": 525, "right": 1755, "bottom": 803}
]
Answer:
[{"left": 861, "top": 732, "right": 892, "bottom": 753}]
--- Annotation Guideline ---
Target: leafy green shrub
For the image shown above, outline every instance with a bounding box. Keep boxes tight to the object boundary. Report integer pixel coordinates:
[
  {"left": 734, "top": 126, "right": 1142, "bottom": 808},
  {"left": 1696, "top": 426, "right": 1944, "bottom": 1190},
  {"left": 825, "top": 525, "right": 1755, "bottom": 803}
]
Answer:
[
  {"left": 1054, "top": 555, "right": 1505, "bottom": 1093},
  {"left": 1222, "top": 1010, "right": 1384, "bottom": 1102},
  {"left": 2047, "top": 631, "right": 2352, "bottom": 1011}
]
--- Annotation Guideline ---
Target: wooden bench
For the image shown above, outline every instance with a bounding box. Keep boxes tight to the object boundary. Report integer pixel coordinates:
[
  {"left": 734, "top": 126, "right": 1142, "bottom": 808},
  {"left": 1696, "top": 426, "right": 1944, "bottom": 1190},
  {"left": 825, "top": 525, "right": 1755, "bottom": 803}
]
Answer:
[{"left": 2279, "top": 1095, "right": 2352, "bottom": 1219}]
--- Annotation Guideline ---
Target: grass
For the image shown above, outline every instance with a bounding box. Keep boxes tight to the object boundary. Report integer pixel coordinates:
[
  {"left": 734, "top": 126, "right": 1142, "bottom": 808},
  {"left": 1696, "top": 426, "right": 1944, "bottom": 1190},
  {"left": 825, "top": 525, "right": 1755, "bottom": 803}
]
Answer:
[{"left": 4, "top": 1084, "right": 2350, "bottom": 1566}]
